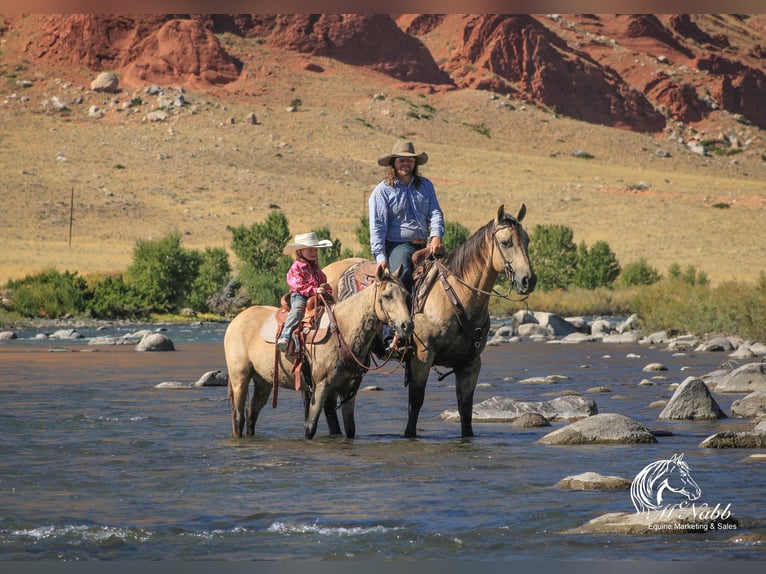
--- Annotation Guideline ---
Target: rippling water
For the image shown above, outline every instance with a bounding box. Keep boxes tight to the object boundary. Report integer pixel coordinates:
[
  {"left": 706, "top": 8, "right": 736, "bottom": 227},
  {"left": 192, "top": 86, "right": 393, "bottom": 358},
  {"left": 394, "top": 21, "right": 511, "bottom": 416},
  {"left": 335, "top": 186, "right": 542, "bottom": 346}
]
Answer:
[{"left": 0, "top": 322, "right": 763, "bottom": 561}]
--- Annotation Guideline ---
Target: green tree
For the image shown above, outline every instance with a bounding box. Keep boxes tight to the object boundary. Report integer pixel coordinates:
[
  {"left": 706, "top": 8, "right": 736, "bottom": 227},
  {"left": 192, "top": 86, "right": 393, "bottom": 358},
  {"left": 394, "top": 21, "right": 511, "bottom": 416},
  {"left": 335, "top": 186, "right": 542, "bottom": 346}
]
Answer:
[
  {"left": 528, "top": 224, "right": 577, "bottom": 291},
  {"left": 125, "top": 232, "right": 201, "bottom": 313},
  {"left": 354, "top": 216, "right": 371, "bottom": 258},
  {"left": 228, "top": 210, "right": 291, "bottom": 275},
  {"left": 618, "top": 258, "right": 662, "bottom": 287},
  {"left": 228, "top": 211, "right": 292, "bottom": 305},
  {"left": 187, "top": 247, "right": 232, "bottom": 312},
  {"left": 573, "top": 240, "right": 621, "bottom": 289}
]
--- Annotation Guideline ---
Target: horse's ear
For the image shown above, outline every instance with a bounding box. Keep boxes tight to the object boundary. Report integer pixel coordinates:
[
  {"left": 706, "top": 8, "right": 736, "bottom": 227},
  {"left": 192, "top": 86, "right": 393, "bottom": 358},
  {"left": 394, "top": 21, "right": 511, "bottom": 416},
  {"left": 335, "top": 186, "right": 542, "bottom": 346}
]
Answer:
[
  {"left": 496, "top": 204, "right": 506, "bottom": 223},
  {"left": 517, "top": 203, "right": 527, "bottom": 222},
  {"left": 376, "top": 264, "right": 386, "bottom": 281},
  {"left": 392, "top": 264, "right": 404, "bottom": 280}
]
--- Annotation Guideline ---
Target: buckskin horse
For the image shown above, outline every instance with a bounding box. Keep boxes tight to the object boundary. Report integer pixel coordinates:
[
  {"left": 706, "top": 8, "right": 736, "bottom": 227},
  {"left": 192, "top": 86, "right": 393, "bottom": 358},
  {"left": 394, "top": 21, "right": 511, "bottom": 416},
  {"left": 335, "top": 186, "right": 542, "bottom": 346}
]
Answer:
[
  {"left": 224, "top": 266, "right": 413, "bottom": 439},
  {"left": 323, "top": 204, "right": 536, "bottom": 438}
]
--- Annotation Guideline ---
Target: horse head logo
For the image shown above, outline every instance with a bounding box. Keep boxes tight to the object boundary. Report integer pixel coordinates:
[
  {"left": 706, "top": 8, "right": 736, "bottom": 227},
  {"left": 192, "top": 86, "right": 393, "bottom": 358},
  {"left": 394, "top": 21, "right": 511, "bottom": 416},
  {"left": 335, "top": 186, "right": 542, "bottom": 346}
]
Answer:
[{"left": 630, "top": 453, "right": 702, "bottom": 514}]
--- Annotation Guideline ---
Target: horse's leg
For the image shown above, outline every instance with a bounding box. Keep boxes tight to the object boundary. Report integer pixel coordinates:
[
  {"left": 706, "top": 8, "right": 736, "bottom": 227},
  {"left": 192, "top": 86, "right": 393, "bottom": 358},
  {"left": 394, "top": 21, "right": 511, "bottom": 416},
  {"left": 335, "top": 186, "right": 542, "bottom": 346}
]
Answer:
[
  {"left": 305, "top": 380, "right": 330, "bottom": 439},
  {"left": 339, "top": 395, "right": 356, "bottom": 439},
  {"left": 323, "top": 393, "right": 343, "bottom": 437},
  {"left": 246, "top": 379, "right": 272, "bottom": 436},
  {"left": 404, "top": 360, "right": 430, "bottom": 438},
  {"left": 454, "top": 356, "right": 481, "bottom": 438},
  {"left": 227, "top": 367, "right": 251, "bottom": 438}
]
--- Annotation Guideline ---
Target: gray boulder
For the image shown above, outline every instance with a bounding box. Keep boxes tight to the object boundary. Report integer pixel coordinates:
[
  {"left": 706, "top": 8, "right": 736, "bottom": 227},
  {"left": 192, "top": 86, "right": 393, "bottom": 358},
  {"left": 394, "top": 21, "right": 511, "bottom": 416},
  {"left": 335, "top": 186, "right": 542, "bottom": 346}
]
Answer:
[
  {"left": 715, "top": 362, "right": 766, "bottom": 393},
  {"left": 441, "top": 395, "right": 596, "bottom": 423},
  {"left": 538, "top": 413, "right": 657, "bottom": 445},
  {"left": 0, "top": 331, "right": 18, "bottom": 340},
  {"left": 567, "top": 507, "right": 737, "bottom": 534},
  {"left": 135, "top": 333, "right": 175, "bottom": 352},
  {"left": 49, "top": 329, "right": 83, "bottom": 339},
  {"left": 532, "top": 311, "right": 578, "bottom": 336},
  {"left": 695, "top": 335, "right": 735, "bottom": 352},
  {"left": 602, "top": 332, "right": 639, "bottom": 344},
  {"left": 91, "top": 71, "right": 119, "bottom": 93},
  {"left": 700, "top": 429, "right": 766, "bottom": 448},
  {"left": 659, "top": 377, "right": 727, "bottom": 420},
  {"left": 731, "top": 391, "right": 766, "bottom": 419},
  {"left": 511, "top": 413, "right": 550, "bottom": 427},
  {"left": 193, "top": 370, "right": 228, "bottom": 387},
  {"left": 554, "top": 471, "right": 631, "bottom": 490}
]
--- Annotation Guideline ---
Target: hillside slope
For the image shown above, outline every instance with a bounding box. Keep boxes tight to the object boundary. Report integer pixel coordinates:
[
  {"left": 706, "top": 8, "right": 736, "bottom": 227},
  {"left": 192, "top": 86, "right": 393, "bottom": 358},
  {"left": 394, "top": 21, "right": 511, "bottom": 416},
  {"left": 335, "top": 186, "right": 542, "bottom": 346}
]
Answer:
[{"left": 1, "top": 14, "right": 765, "bottom": 286}]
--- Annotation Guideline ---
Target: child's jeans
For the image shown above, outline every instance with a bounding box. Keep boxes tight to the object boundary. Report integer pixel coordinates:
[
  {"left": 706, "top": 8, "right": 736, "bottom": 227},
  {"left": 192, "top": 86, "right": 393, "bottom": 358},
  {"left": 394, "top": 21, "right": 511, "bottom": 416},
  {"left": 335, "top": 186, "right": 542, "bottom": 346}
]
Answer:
[{"left": 280, "top": 292, "right": 308, "bottom": 341}]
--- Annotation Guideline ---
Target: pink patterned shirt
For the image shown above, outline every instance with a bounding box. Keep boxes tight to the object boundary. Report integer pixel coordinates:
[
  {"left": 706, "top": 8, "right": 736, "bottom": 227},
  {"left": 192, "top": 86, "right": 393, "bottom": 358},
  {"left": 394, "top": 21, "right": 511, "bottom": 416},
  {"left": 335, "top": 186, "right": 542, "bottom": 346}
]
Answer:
[{"left": 286, "top": 259, "right": 331, "bottom": 297}]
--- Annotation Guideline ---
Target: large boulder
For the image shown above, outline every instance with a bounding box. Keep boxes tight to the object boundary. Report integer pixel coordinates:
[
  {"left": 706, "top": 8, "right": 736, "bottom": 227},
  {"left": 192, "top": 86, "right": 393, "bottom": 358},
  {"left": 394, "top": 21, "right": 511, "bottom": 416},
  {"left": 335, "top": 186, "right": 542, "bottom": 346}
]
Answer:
[
  {"left": 700, "top": 428, "right": 766, "bottom": 448},
  {"left": 538, "top": 413, "right": 657, "bottom": 445},
  {"left": 135, "top": 333, "right": 175, "bottom": 352},
  {"left": 731, "top": 390, "right": 766, "bottom": 419},
  {"left": 659, "top": 377, "right": 727, "bottom": 420},
  {"left": 441, "top": 395, "right": 597, "bottom": 423},
  {"left": 90, "top": 71, "right": 119, "bottom": 92},
  {"left": 193, "top": 370, "right": 228, "bottom": 386},
  {"left": 715, "top": 362, "right": 766, "bottom": 393},
  {"left": 567, "top": 507, "right": 738, "bottom": 534},
  {"left": 554, "top": 471, "right": 631, "bottom": 490}
]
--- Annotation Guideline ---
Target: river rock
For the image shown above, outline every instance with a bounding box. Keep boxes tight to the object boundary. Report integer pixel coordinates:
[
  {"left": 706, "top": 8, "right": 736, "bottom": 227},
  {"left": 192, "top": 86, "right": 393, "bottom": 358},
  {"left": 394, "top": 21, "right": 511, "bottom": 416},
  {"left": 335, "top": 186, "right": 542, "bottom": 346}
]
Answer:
[
  {"left": 554, "top": 471, "right": 631, "bottom": 490},
  {"left": 659, "top": 377, "right": 727, "bottom": 420},
  {"left": 511, "top": 413, "right": 550, "bottom": 427},
  {"left": 602, "top": 332, "right": 640, "bottom": 344},
  {"left": 135, "top": 333, "right": 175, "bottom": 352},
  {"left": 192, "top": 370, "right": 228, "bottom": 386},
  {"left": 700, "top": 428, "right": 766, "bottom": 448},
  {"left": 0, "top": 331, "right": 18, "bottom": 340},
  {"left": 731, "top": 391, "right": 766, "bottom": 418},
  {"left": 538, "top": 413, "right": 657, "bottom": 445},
  {"left": 715, "top": 362, "right": 766, "bottom": 393},
  {"left": 567, "top": 507, "right": 738, "bottom": 534},
  {"left": 441, "top": 395, "right": 597, "bottom": 423},
  {"left": 49, "top": 329, "right": 83, "bottom": 339},
  {"left": 695, "top": 335, "right": 735, "bottom": 352},
  {"left": 643, "top": 362, "right": 668, "bottom": 372},
  {"left": 749, "top": 342, "right": 766, "bottom": 356},
  {"left": 532, "top": 311, "right": 578, "bottom": 336}
]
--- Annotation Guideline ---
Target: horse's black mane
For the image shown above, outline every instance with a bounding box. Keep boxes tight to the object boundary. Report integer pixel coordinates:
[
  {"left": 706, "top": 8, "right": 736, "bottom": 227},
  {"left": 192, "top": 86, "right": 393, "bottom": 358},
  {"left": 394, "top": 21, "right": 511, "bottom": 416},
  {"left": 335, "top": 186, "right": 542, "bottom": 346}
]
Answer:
[{"left": 444, "top": 213, "right": 519, "bottom": 278}]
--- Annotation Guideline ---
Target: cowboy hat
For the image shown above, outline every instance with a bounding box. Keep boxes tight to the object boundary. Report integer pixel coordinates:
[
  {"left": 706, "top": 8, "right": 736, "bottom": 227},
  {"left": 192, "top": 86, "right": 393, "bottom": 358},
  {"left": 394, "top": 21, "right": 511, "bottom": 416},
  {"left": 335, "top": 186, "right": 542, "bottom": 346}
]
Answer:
[
  {"left": 283, "top": 231, "right": 334, "bottom": 255},
  {"left": 377, "top": 140, "right": 429, "bottom": 167}
]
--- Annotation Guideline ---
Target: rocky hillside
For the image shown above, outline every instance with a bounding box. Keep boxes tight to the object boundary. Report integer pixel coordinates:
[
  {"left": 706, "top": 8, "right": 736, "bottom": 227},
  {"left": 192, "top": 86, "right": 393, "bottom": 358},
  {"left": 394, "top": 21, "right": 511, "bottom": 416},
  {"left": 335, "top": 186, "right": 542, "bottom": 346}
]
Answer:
[{"left": 4, "top": 13, "right": 766, "bottom": 132}]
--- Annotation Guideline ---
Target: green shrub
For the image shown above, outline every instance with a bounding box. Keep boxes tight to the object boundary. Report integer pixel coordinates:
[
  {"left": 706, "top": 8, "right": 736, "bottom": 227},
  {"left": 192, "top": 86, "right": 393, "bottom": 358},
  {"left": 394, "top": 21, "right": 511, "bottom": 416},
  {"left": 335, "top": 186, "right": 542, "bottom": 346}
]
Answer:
[
  {"left": 89, "top": 274, "right": 145, "bottom": 319},
  {"left": 4, "top": 269, "right": 89, "bottom": 318},
  {"left": 228, "top": 210, "right": 291, "bottom": 276},
  {"left": 618, "top": 258, "right": 662, "bottom": 287}
]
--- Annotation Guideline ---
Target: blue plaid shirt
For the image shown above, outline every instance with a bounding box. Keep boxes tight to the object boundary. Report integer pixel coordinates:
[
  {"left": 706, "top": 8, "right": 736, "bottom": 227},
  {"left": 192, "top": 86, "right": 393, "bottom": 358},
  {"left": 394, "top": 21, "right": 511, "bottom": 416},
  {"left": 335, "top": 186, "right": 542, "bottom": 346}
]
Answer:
[{"left": 368, "top": 176, "right": 444, "bottom": 264}]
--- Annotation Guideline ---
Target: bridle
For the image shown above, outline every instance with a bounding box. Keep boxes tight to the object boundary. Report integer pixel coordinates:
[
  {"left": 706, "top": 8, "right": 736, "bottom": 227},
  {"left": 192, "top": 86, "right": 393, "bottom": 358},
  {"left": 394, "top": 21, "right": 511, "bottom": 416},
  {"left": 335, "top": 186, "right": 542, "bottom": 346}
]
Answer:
[{"left": 438, "top": 218, "right": 530, "bottom": 304}]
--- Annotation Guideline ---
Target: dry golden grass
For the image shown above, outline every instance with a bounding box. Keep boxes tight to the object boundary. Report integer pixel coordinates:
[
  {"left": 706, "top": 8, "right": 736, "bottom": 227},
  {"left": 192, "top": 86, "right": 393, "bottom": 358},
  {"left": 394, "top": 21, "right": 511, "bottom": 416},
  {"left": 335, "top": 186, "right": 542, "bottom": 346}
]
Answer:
[{"left": 2, "top": 43, "right": 765, "bottom": 287}]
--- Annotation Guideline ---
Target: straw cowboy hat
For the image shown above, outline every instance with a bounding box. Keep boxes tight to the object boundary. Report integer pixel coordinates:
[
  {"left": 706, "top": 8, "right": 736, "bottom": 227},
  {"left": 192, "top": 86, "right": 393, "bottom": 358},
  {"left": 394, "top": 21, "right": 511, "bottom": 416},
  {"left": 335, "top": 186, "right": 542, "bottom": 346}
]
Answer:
[
  {"left": 377, "top": 140, "right": 429, "bottom": 167},
  {"left": 283, "top": 231, "right": 334, "bottom": 255}
]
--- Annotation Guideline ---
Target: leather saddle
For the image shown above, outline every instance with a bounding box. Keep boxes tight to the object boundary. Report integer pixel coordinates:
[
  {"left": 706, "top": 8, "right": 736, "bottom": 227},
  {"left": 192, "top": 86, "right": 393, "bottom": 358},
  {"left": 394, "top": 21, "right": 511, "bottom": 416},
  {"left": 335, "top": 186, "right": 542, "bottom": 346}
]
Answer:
[{"left": 259, "top": 294, "right": 334, "bottom": 349}]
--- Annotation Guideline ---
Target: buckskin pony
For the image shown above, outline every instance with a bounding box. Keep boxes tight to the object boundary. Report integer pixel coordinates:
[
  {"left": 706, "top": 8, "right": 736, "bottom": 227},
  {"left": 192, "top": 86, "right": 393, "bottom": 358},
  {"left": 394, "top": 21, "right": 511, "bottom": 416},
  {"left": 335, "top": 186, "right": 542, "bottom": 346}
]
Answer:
[
  {"left": 224, "top": 266, "right": 413, "bottom": 439},
  {"left": 323, "top": 204, "right": 536, "bottom": 438}
]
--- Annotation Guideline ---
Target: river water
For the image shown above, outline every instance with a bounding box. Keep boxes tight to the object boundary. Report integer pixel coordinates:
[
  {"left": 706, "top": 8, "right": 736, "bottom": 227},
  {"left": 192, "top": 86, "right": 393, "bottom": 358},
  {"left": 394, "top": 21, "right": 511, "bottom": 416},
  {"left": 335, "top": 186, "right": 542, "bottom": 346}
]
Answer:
[{"left": 0, "top": 321, "right": 763, "bottom": 561}]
